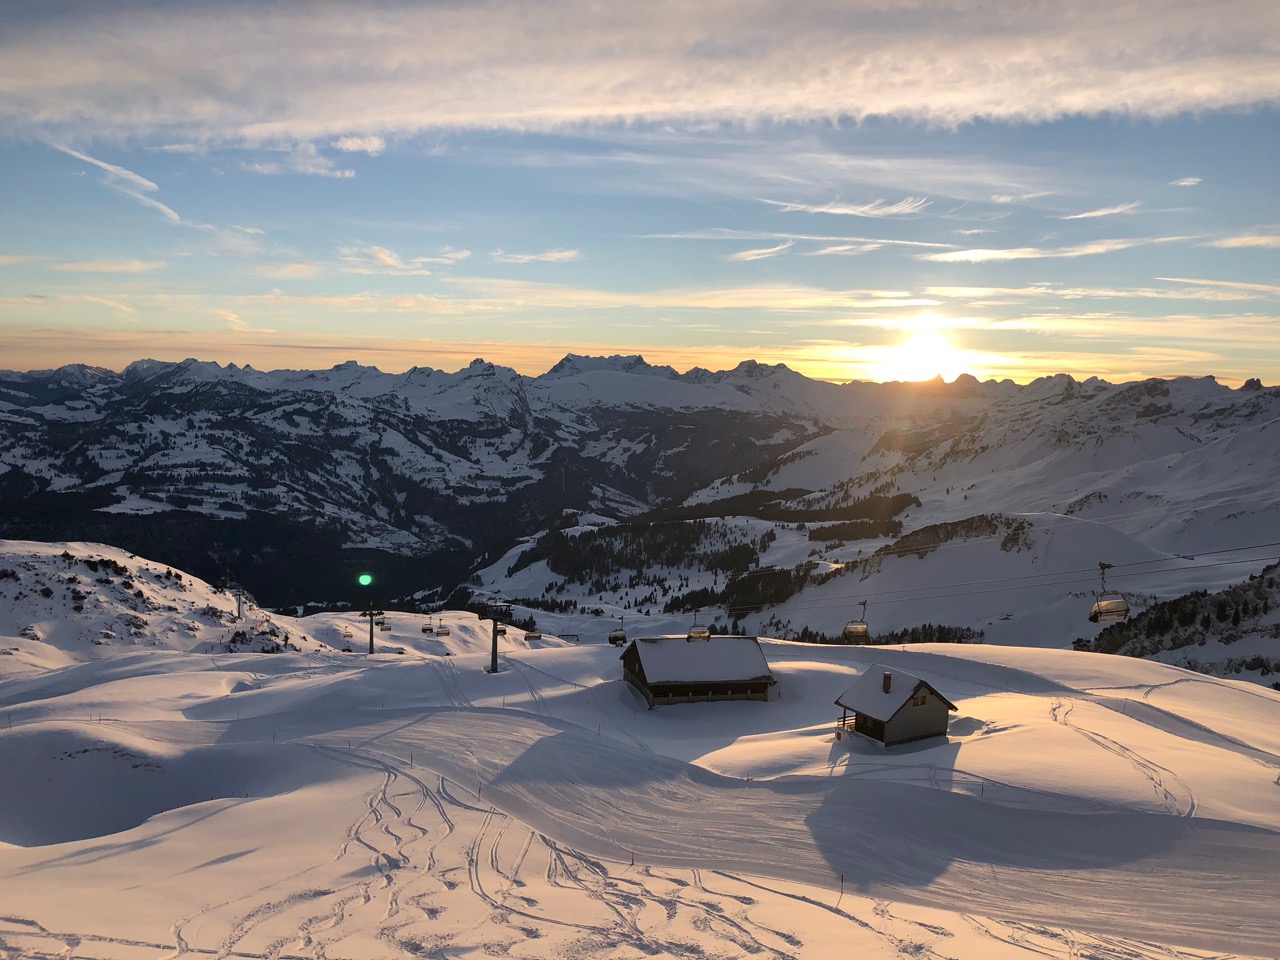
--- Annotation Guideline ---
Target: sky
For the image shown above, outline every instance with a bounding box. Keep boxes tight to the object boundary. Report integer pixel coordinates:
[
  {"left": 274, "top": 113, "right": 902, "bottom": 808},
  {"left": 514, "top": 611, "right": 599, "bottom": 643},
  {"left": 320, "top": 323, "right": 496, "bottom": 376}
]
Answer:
[{"left": 1, "top": 0, "right": 1278, "bottom": 386}]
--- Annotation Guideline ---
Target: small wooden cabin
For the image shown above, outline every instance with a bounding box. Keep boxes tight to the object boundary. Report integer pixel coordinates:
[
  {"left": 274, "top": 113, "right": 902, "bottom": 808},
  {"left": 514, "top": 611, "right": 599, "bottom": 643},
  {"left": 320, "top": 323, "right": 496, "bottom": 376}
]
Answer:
[
  {"left": 834, "top": 666, "right": 956, "bottom": 747},
  {"left": 621, "top": 635, "right": 776, "bottom": 709}
]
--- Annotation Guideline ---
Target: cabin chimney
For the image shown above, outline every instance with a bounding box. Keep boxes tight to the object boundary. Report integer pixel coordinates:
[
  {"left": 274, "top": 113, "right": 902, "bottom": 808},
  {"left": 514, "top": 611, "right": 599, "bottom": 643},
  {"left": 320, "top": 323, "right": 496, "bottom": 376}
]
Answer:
[{"left": 882, "top": 672, "right": 892, "bottom": 693}]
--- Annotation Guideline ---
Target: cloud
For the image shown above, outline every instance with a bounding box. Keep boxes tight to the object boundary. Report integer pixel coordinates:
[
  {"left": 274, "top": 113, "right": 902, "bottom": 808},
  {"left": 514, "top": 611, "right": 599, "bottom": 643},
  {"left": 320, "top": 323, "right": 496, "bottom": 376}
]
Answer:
[
  {"left": 1170, "top": 177, "right": 1202, "bottom": 187},
  {"left": 54, "top": 258, "right": 165, "bottom": 273},
  {"left": 0, "top": 254, "right": 45, "bottom": 266},
  {"left": 338, "top": 245, "right": 432, "bottom": 275},
  {"left": 1059, "top": 201, "right": 1142, "bottom": 220},
  {"left": 333, "top": 135, "right": 385, "bottom": 155},
  {"left": 805, "top": 243, "right": 882, "bottom": 256},
  {"left": 246, "top": 143, "right": 354, "bottom": 178},
  {"left": 255, "top": 262, "right": 326, "bottom": 279},
  {"left": 727, "top": 240, "right": 793, "bottom": 261},
  {"left": 925, "top": 282, "right": 1262, "bottom": 303},
  {"left": 922, "top": 235, "right": 1194, "bottom": 263},
  {"left": 492, "top": 248, "right": 581, "bottom": 263},
  {"left": 647, "top": 228, "right": 952, "bottom": 249},
  {"left": 1158, "top": 276, "right": 1280, "bottom": 295},
  {"left": 762, "top": 197, "right": 930, "bottom": 218},
  {"left": 212, "top": 308, "right": 275, "bottom": 334},
  {"left": 1205, "top": 234, "right": 1280, "bottom": 249},
  {"left": 991, "top": 192, "right": 1053, "bottom": 204},
  {"left": 50, "top": 143, "right": 184, "bottom": 224},
  {"left": 6, "top": 2, "right": 1277, "bottom": 143}
]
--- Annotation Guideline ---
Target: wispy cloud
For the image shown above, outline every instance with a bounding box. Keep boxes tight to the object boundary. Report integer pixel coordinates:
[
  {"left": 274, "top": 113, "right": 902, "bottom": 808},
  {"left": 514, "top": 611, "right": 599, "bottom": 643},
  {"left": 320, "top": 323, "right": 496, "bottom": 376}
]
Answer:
[
  {"left": 0, "top": 254, "right": 46, "bottom": 266},
  {"left": 992, "top": 191, "right": 1053, "bottom": 204},
  {"left": 1205, "top": 234, "right": 1280, "bottom": 249},
  {"left": 922, "top": 236, "right": 1194, "bottom": 263},
  {"left": 648, "top": 228, "right": 952, "bottom": 250},
  {"left": 1059, "top": 201, "right": 1142, "bottom": 220},
  {"left": 246, "top": 143, "right": 354, "bottom": 178},
  {"left": 9, "top": 3, "right": 1276, "bottom": 142},
  {"left": 339, "top": 245, "right": 432, "bottom": 275},
  {"left": 54, "top": 258, "right": 165, "bottom": 273},
  {"left": 925, "top": 282, "right": 1263, "bottom": 303},
  {"left": 255, "top": 262, "right": 326, "bottom": 280},
  {"left": 805, "top": 243, "right": 882, "bottom": 256},
  {"left": 1158, "top": 276, "right": 1280, "bottom": 295},
  {"left": 492, "top": 248, "right": 581, "bottom": 263},
  {"left": 50, "top": 143, "right": 184, "bottom": 224},
  {"left": 1170, "top": 177, "right": 1202, "bottom": 187},
  {"left": 727, "top": 241, "right": 792, "bottom": 261},
  {"left": 333, "top": 135, "right": 386, "bottom": 155},
  {"left": 762, "top": 197, "right": 930, "bottom": 218}
]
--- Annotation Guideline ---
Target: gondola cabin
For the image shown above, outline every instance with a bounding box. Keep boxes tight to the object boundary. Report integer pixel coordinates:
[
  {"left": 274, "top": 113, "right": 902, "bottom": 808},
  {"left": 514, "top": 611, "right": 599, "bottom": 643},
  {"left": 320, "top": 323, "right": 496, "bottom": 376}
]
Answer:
[
  {"left": 436, "top": 623, "right": 451, "bottom": 637},
  {"left": 524, "top": 628, "right": 542, "bottom": 641},
  {"left": 834, "top": 667, "right": 955, "bottom": 747},
  {"left": 842, "top": 600, "right": 871, "bottom": 643},
  {"left": 1089, "top": 597, "right": 1130, "bottom": 623},
  {"left": 841, "top": 620, "right": 870, "bottom": 643},
  {"left": 1089, "top": 562, "right": 1129, "bottom": 623}
]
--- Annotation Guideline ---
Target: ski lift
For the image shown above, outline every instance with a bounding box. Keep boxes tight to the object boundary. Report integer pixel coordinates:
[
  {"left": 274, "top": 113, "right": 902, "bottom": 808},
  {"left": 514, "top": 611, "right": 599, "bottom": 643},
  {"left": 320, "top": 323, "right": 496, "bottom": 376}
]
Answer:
[
  {"left": 374, "top": 617, "right": 386, "bottom": 627},
  {"left": 687, "top": 611, "right": 710, "bottom": 641},
  {"left": 341, "top": 627, "right": 353, "bottom": 640},
  {"left": 524, "top": 628, "right": 542, "bottom": 642},
  {"left": 1088, "top": 562, "right": 1130, "bottom": 623},
  {"left": 607, "top": 616, "right": 627, "bottom": 646},
  {"left": 841, "top": 600, "right": 870, "bottom": 643},
  {"left": 435, "top": 618, "right": 451, "bottom": 637},
  {"left": 380, "top": 623, "right": 392, "bottom": 632},
  {"left": 496, "top": 623, "right": 506, "bottom": 636}
]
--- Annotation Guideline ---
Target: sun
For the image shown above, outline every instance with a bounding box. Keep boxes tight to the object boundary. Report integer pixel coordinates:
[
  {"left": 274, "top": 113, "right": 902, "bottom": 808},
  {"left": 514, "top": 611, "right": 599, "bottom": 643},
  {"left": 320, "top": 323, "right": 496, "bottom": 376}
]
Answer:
[{"left": 874, "top": 329, "right": 967, "bottom": 383}]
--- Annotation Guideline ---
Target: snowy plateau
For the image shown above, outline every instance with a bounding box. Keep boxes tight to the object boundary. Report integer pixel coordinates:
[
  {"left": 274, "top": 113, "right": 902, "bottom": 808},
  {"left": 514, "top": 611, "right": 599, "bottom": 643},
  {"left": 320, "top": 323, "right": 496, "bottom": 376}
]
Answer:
[
  {"left": 1, "top": 356, "right": 1280, "bottom": 958},
  {"left": 1, "top": 540, "right": 1278, "bottom": 959}
]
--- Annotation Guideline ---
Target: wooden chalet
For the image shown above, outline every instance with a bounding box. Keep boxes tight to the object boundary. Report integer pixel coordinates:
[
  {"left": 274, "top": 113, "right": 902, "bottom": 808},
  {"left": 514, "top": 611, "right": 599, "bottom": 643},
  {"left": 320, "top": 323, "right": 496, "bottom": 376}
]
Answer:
[
  {"left": 620, "top": 635, "right": 776, "bottom": 709},
  {"left": 834, "top": 666, "right": 956, "bottom": 747}
]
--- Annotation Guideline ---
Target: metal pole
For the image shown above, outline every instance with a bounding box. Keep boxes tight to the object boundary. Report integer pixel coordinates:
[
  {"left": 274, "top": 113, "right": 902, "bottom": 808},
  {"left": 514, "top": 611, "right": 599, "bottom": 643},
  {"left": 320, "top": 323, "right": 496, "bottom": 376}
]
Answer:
[
  {"left": 490, "top": 616, "right": 499, "bottom": 674},
  {"left": 369, "top": 613, "right": 375, "bottom": 655}
]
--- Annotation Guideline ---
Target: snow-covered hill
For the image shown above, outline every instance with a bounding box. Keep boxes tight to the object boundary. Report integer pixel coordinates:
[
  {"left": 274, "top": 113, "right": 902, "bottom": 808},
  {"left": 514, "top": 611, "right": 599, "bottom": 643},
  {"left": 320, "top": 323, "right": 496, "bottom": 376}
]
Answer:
[{"left": 1, "top": 547, "right": 1277, "bottom": 958}]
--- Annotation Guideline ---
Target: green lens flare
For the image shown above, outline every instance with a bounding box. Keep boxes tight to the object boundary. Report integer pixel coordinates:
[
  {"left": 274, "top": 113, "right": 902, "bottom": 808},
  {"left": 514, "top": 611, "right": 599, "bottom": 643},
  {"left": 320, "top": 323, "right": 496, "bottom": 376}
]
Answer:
[{"left": 358, "top": 573, "right": 373, "bottom": 586}]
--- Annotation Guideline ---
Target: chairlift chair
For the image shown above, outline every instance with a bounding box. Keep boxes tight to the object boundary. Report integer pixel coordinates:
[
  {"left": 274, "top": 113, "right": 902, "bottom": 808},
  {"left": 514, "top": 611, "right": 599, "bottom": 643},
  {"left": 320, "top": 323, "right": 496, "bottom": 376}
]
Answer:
[
  {"left": 524, "top": 628, "right": 542, "bottom": 641},
  {"left": 1088, "top": 562, "right": 1130, "bottom": 623},
  {"left": 841, "top": 600, "right": 871, "bottom": 643},
  {"left": 436, "top": 619, "right": 451, "bottom": 637},
  {"left": 607, "top": 616, "right": 627, "bottom": 646},
  {"left": 687, "top": 612, "right": 710, "bottom": 640},
  {"left": 421, "top": 623, "right": 434, "bottom": 634}
]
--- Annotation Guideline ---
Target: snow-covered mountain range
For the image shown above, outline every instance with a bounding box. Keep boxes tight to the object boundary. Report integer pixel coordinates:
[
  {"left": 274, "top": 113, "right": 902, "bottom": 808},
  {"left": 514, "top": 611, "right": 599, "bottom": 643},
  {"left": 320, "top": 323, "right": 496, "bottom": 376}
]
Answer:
[{"left": 3, "top": 357, "right": 1278, "bottom": 662}]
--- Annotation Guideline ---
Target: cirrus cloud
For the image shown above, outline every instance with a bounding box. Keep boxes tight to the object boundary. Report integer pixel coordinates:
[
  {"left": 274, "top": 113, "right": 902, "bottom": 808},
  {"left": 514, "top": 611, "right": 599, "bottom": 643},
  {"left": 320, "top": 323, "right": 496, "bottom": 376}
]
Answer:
[{"left": 3, "top": 2, "right": 1277, "bottom": 143}]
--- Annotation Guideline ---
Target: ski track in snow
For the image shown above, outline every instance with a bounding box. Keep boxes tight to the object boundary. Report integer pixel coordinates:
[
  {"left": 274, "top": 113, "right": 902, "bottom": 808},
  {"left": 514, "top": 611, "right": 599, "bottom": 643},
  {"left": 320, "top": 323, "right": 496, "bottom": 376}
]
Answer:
[{"left": 1050, "top": 699, "right": 1197, "bottom": 817}]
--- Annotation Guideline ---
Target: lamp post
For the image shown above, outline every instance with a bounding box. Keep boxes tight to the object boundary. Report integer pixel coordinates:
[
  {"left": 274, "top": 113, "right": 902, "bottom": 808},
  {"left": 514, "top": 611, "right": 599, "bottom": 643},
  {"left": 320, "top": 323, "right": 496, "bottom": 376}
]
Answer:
[{"left": 357, "top": 573, "right": 381, "bottom": 655}]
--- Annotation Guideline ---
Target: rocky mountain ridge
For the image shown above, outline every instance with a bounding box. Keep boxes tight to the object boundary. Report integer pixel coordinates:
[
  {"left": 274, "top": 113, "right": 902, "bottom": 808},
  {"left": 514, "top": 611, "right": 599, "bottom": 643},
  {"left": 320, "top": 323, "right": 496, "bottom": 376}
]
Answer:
[{"left": 2, "top": 356, "right": 1277, "bottom": 614}]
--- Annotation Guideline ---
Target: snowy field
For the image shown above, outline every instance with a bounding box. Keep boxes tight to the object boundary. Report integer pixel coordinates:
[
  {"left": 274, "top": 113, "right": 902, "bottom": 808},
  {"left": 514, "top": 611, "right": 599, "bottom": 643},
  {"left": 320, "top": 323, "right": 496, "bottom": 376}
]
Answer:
[
  {"left": 2, "top": 641, "right": 1278, "bottom": 955},
  {"left": 1, "top": 540, "right": 1278, "bottom": 959}
]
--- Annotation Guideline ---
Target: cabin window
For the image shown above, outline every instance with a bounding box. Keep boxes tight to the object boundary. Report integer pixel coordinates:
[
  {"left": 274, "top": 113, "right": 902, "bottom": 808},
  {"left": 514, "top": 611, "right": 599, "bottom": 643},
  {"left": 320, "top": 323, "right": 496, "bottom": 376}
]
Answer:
[{"left": 911, "top": 694, "right": 927, "bottom": 706}]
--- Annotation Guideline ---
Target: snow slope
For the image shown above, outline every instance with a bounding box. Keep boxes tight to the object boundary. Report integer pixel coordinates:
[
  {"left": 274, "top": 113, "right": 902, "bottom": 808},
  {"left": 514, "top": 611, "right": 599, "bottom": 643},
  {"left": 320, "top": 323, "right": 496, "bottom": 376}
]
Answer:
[{"left": 1, "top": 542, "right": 1278, "bottom": 959}]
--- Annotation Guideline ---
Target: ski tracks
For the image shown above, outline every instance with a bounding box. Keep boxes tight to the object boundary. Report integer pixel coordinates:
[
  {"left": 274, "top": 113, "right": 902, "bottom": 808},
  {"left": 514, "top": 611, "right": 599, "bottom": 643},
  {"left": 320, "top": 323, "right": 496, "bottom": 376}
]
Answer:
[{"left": 1050, "top": 699, "right": 1197, "bottom": 817}]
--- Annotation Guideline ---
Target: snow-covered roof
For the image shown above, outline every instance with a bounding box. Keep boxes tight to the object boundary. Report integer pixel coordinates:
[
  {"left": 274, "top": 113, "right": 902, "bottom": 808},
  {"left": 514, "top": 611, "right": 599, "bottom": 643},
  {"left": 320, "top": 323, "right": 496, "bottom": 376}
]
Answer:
[
  {"left": 626, "top": 635, "right": 774, "bottom": 684},
  {"left": 834, "top": 666, "right": 956, "bottom": 720}
]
